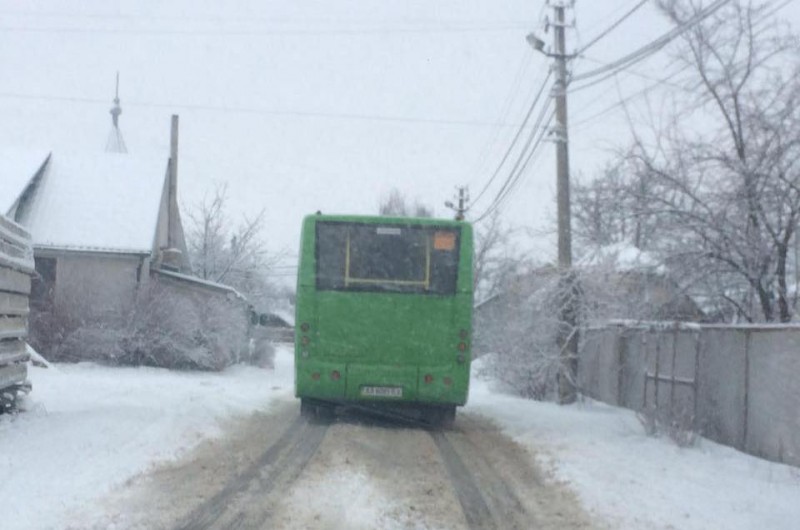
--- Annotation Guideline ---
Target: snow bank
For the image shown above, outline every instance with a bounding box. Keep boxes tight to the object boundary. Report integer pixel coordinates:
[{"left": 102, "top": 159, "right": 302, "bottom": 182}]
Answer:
[
  {"left": 467, "top": 365, "right": 800, "bottom": 530},
  {"left": 0, "top": 349, "right": 294, "bottom": 530}
]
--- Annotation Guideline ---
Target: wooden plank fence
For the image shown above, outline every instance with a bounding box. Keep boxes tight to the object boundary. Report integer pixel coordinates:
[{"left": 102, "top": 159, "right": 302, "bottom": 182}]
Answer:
[{"left": 0, "top": 215, "right": 34, "bottom": 409}]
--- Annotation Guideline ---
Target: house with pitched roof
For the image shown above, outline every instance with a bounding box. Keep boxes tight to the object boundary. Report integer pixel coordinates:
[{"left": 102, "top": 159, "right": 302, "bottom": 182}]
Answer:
[{"left": 1, "top": 110, "right": 252, "bottom": 368}]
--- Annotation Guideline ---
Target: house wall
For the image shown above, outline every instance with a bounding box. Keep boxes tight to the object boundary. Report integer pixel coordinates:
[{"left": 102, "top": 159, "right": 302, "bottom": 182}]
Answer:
[
  {"left": 581, "top": 324, "right": 800, "bottom": 467},
  {"left": 52, "top": 253, "right": 143, "bottom": 321}
]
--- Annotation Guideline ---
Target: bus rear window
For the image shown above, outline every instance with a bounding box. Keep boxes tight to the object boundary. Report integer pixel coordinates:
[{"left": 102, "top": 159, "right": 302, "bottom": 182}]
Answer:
[{"left": 315, "top": 222, "right": 460, "bottom": 295}]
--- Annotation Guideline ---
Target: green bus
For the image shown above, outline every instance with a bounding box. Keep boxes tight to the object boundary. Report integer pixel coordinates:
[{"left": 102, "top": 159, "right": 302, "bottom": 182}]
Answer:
[{"left": 294, "top": 214, "right": 473, "bottom": 425}]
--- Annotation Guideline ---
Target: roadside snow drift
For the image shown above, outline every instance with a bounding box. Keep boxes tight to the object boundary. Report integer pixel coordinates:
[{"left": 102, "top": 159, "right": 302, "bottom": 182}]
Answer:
[{"left": 0, "top": 350, "right": 294, "bottom": 530}]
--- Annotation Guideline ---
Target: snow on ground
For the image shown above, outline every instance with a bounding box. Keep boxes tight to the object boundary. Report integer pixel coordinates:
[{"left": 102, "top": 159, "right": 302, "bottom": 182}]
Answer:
[
  {"left": 467, "top": 360, "right": 800, "bottom": 530},
  {"left": 0, "top": 348, "right": 295, "bottom": 530},
  {"left": 3, "top": 347, "right": 800, "bottom": 530}
]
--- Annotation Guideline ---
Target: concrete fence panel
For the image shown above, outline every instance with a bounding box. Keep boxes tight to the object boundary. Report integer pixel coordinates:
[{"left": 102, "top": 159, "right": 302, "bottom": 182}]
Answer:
[
  {"left": 580, "top": 328, "right": 622, "bottom": 406},
  {"left": 620, "top": 330, "right": 648, "bottom": 410},
  {"left": 695, "top": 328, "right": 748, "bottom": 449},
  {"left": 746, "top": 331, "right": 800, "bottom": 467},
  {"left": 580, "top": 322, "right": 799, "bottom": 467}
]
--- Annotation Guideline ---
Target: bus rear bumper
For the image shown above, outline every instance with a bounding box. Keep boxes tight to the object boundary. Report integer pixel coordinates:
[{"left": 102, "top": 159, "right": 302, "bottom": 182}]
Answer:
[{"left": 296, "top": 360, "right": 467, "bottom": 406}]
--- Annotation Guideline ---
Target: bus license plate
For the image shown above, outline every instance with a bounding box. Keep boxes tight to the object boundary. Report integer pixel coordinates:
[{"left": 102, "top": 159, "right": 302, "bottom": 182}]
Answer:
[{"left": 361, "top": 386, "right": 403, "bottom": 398}]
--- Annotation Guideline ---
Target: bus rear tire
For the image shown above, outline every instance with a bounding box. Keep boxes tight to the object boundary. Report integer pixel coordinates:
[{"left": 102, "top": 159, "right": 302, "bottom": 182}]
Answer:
[
  {"left": 300, "top": 398, "right": 336, "bottom": 423},
  {"left": 424, "top": 405, "right": 456, "bottom": 428},
  {"left": 300, "top": 398, "right": 314, "bottom": 418}
]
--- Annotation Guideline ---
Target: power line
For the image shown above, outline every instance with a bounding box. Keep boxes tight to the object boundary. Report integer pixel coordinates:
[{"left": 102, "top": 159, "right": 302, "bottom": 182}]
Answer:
[
  {"left": 575, "top": 0, "right": 650, "bottom": 56},
  {"left": 469, "top": 70, "right": 553, "bottom": 209},
  {"left": 0, "top": 23, "right": 531, "bottom": 37},
  {"left": 472, "top": 98, "right": 554, "bottom": 223},
  {"left": 466, "top": 48, "right": 535, "bottom": 189},
  {"left": 0, "top": 91, "right": 525, "bottom": 128},
  {"left": 473, "top": 110, "right": 554, "bottom": 224},
  {"left": 578, "top": 54, "right": 687, "bottom": 90},
  {"left": 577, "top": 0, "right": 649, "bottom": 37},
  {"left": 570, "top": 64, "right": 692, "bottom": 131},
  {"left": 570, "top": 0, "right": 732, "bottom": 85},
  {"left": 569, "top": 0, "right": 792, "bottom": 128}
]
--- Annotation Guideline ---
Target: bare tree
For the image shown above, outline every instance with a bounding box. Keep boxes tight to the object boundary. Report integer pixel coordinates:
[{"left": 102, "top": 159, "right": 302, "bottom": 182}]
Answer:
[
  {"left": 378, "top": 188, "right": 434, "bottom": 218},
  {"left": 472, "top": 211, "right": 528, "bottom": 303},
  {"left": 573, "top": 164, "right": 657, "bottom": 251},
  {"left": 617, "top": 0, "right": 800, "bottom": 322},
  {"left": 185, "top": 184, "right": 282, "bottom": 309}
]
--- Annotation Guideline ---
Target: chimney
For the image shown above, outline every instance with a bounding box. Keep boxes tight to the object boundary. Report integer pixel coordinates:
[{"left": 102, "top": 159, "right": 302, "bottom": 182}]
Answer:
[{"left": 168, "top": 115, "right": 179, "bottom": 249}]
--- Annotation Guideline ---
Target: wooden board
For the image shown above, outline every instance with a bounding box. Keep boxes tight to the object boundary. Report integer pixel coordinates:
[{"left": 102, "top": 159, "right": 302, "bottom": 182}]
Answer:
[
  {"left": 0, "top": 292, "right": 29, "bottom": 317},
  {"left": 0, "top": 316, "right": 27, "bottom": 340},
  {"left": 0, "top": 267, "right": 31, "bottom": 295},
  {"left": 0, "top": 214, "right": 32, "bottom": 243},
  {"left": 0, "top": 339, "right": 27, "bottom": 365},
  {"left": 0, "top": 215, "right": 34, "bottom": 274},
  {"left": 0, "top": 362, "right": 27, "bottom": 391}
]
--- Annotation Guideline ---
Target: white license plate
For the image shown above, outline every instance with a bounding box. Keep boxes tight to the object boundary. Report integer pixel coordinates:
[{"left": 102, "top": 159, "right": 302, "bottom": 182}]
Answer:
[{"left": 360, "top": 386, "right": 403, "bottom": 398}]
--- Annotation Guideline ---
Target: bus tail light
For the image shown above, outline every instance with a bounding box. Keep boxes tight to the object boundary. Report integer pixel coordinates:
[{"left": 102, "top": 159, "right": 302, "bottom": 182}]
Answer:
[
  {"left": 331, "top": 370, "right": 341, "bottom": 381},
  {"left": 456, "top": 354, "right": 465, "bottom": 364},
  {"left": 424, "top": 374, "right": 434, "bottom": 384},
  {"left": 457, "top": 342, "right": 467, "bottom": 352}
]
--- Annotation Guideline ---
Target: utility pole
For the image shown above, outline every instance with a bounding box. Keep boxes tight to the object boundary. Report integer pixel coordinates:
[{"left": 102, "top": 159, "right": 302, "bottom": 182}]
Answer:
[
  {"left": 553, "top": 3, "right": 572, "bottom": 271},
  {"left": 445, "top": 186, "right": 469, "bottom": 221},
  {"left": 529, "top": 0, "right": 578, "bottom": 404}
]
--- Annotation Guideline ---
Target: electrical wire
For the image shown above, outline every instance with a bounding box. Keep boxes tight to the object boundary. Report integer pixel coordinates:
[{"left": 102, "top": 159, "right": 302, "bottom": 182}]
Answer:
[
  {"left": 569, "top": 0, "right": 793, "bottom": 128},
  {"left": 0, "top": 22, "right": 531, "bottom": 37},
  {"left": 473, "top": 110, "right": 554, "bottom": 224},
  {"left": 472, "top": 98, "right": 554, "bottom": 223},
  {"left": 575, "top": 0, "right": 650, "bottom": 56},
  {"left": 0, "top": 91, "right": 525, "bottom": 128},
  {"left": 469, "top": 70, "right": 553, "bottom": 208},
  {"left": 570, "top": 0, "right": 731, "bottom": 85},
  {"left": 570, "top": 63, "right": 692, "bottom": 131},
  {"left": 466, "top": 49, "right": 535, "bottom": 189}
]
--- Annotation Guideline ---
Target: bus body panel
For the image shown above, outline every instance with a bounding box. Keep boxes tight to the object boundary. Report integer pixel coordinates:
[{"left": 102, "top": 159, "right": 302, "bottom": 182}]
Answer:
[{"left": 295, "top": 214, "right": 473, "bottom": 408}]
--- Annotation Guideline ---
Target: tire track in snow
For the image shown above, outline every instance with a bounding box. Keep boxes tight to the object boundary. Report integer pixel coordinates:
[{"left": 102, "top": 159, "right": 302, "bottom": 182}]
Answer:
[
  {"left": 175, "top": 414, "right": 329, "bottom": 530},
  {"left": 431, "top": 429, "right": 496, "bottom": 529}
]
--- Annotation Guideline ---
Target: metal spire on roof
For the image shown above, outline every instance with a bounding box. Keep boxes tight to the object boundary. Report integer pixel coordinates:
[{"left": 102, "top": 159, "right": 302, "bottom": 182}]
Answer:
[{"left": 105, "top": 71, "right": 128, "bottom": 154}]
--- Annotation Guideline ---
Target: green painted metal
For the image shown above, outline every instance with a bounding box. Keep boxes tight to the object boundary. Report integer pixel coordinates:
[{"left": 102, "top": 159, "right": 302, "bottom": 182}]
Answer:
[{"left": 294, "top": 214, "right": 473, "bottom": 407}]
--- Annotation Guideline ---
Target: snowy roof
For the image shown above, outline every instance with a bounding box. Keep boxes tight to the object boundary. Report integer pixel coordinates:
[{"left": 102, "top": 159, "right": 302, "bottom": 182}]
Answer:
[
  {"left": 15, "top": 150, "right": 169, "bottom": 253},
  {"left": 153, "top": 269, "right": 247, "bottom": 301},
  {"left": 0, "top": 148, "right": 50, "bottom": 214}
]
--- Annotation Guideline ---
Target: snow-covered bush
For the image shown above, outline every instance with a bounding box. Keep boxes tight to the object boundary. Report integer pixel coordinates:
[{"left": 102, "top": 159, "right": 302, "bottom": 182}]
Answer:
[
  {"left": 636, "top": 405, "right": 698, "bottom": 448},
  {"left": 37, "top": 280, "right": 251, "bottom": 370},
  {"left": 475, "top": 272, "right": 573, "bottom": 400}
]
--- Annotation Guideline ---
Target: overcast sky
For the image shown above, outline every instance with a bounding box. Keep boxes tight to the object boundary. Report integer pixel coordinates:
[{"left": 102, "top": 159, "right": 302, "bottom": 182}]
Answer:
[{"left": 1, "top": 0, "right": 798, "bottom": 282}]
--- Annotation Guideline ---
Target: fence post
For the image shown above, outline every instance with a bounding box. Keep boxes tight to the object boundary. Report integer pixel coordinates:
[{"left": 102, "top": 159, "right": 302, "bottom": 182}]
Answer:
[
  {"left": 742, "top": 329, "right": 751, "bottom": 451},
  {"left": 693, "top": 330, "right": 701, "bottom": 433},
  {"left": 616, "top": 327, "right": 626, "bottom": 407}
]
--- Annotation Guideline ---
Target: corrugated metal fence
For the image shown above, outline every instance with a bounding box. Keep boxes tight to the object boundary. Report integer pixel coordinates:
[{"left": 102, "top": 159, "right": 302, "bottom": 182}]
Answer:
[
  {"left": 581, "top": 322, "right": 800, "bottom": 467},
  {"left": 0, "top": 215, "right": 34, "bottom": 407}
]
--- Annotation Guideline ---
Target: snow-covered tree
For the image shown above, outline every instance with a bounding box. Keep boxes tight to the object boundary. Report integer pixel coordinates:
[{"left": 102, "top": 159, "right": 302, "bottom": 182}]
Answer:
[
  {"left": 378, "top": 188, "right": 434, "bottom": 218},
  {"left": 580, "top": 1, "right": 800, "bottom": 322},
  {"left": 185, "top": 184, "right": 284, "bottom": 311}
]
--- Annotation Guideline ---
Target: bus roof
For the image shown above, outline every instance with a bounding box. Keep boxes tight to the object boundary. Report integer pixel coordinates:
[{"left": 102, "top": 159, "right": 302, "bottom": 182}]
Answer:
[{"left": 303, "top": 214, "right": 470, "bottom": 228}]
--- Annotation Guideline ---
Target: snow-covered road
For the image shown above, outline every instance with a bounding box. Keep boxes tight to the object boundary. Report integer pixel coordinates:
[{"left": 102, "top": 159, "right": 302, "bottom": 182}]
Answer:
[
  {"left": 2, "top": 346, "right": 799, "bottom": 529},
  {"left": 75, "top": 402, "right": 591, "bottom": 529}
]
